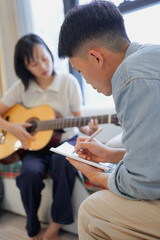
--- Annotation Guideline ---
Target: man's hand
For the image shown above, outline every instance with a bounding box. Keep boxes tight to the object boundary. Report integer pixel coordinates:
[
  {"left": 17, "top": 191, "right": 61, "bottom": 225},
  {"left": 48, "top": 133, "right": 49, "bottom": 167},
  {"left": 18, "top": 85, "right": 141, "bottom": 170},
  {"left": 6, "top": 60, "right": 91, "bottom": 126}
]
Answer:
[
  {"left": 75, "top": 137, "right": 111, "bottom": 163},
  {"left": 75, "top": 137, "right": 126, "bottom": 164}
]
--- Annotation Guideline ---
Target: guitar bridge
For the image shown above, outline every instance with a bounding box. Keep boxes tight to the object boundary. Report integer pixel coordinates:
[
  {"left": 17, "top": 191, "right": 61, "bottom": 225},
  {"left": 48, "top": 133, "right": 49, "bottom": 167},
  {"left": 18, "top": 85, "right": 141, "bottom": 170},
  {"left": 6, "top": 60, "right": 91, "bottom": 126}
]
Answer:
[
  {"left": 0, "top": 115, "right": 9, "bottom": 144},
  {"left": 0, "top": 130, "right": 6, "bottom": 144}
]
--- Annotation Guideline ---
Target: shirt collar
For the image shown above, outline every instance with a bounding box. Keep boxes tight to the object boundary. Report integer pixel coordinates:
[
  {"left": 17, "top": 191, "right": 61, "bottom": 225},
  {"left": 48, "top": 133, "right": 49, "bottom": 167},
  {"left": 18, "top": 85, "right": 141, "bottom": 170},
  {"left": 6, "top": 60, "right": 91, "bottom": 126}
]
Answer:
[
  {"left": 28, "top": 73, "right": 61, "bottom": 93},
  {"left": 125, "top": 42, "right": 141, "bottom": 59},
  {"left": 111, "top": 42, "right": 141, "bottom": 92},
  {"left": 46, "top": 74, "right": 61, "bottom": 92}
]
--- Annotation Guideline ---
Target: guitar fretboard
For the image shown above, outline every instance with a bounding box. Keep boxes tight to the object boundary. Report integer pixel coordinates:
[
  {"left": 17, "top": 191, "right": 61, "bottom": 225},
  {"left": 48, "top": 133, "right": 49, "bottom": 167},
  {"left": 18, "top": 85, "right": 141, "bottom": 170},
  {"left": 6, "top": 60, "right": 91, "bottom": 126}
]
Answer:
[{"left": 36, "top": 114, "right": 119, "bottom": 131}]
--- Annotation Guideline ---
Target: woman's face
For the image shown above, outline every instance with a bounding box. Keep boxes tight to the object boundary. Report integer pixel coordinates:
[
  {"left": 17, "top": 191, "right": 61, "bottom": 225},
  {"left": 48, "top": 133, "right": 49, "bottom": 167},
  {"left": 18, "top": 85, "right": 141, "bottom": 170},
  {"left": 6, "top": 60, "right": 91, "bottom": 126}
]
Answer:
[{"left": 25, "top": 44, "right": 53, "bottom": 80}]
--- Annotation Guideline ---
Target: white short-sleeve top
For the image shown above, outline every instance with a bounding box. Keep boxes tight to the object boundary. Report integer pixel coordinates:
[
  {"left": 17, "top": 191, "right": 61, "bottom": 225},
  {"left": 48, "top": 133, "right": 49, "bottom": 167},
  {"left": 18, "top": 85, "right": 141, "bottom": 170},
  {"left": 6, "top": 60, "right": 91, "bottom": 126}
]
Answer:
[{"left": 2, "top": 73, "right": 83, "bottom": 142}]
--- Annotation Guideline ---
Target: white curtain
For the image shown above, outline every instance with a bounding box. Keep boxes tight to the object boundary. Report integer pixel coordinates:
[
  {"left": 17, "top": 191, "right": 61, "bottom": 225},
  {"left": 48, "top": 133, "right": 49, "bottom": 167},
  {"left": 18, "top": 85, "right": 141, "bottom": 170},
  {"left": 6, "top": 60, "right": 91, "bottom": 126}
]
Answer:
[
  {"left": 0, "top": 0, "right": 34, "bottom": 97},
  {"left": 15, "top": 0, "right": 34, "bottom": 37},
  {"left": 0, "top": 35, "right": 6, "bottom": 97},
  {"left": 0, "top": 0, "right": 19, "bottom": 94}
]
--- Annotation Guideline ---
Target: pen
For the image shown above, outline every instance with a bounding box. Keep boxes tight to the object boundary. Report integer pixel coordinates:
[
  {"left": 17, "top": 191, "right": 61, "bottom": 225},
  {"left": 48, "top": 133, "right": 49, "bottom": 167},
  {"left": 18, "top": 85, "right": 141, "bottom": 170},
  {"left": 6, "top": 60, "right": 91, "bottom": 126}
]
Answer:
[{"left": 84, "top": 127, "right": 103, "bottom": 142}]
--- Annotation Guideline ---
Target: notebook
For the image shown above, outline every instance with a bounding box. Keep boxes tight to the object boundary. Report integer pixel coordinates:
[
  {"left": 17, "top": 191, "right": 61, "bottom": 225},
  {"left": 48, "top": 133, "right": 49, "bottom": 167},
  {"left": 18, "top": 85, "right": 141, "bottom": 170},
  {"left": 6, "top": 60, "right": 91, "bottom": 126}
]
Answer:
[{"left": 50, "top": 142, "right": 116, "bottom": 172}]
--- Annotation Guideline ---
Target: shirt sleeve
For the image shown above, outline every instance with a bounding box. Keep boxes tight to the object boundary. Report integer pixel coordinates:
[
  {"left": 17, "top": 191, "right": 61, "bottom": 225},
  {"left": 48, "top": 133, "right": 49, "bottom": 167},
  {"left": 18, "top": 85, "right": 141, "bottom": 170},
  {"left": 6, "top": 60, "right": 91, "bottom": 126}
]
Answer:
[
  {"left": 2, "top": 81, "right": 23, "bottom": 107},
  {"left": 108, "top": 78, "right": 160, "bottom": 200}
]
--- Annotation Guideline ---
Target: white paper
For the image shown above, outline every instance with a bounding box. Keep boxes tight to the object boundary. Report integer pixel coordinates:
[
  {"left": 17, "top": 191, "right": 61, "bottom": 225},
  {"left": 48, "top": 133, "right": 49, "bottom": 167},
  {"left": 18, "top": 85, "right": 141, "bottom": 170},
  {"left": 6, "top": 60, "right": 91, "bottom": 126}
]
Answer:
[{"left": 50, "top": 142, "right": 116, "bottom": 172}]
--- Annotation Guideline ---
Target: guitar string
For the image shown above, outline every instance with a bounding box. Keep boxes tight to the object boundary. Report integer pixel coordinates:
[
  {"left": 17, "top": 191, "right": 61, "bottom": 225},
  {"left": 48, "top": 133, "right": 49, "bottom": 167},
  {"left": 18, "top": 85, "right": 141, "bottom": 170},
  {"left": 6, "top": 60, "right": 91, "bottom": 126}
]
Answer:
[{"left": 36, "top": 115, "right": 118, "bottom": 131}]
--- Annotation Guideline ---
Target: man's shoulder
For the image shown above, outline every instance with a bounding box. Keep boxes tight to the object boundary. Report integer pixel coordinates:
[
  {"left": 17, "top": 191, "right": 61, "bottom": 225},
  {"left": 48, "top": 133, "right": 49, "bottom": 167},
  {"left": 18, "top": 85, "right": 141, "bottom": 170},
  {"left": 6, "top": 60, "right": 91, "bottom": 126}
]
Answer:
[
  {"left": 124, "top": 43, "right": 160, "bottom": 80},
  {"left": 112, "top": 43, "right": 160, "bottom": 96},
  {"left": 125, "top": 42, "right": 160, "bottom": 65}
]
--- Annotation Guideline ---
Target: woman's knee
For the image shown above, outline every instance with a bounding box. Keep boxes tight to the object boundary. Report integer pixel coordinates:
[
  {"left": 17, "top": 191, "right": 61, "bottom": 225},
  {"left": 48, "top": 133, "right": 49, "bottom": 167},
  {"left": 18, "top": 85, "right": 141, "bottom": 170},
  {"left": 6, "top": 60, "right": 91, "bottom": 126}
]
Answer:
[
  {"left": 16, "top": 166, "right": 45, "bottom": 190},
  {"left": 22, "top": 155, "right": 46, "bottom": 178}
]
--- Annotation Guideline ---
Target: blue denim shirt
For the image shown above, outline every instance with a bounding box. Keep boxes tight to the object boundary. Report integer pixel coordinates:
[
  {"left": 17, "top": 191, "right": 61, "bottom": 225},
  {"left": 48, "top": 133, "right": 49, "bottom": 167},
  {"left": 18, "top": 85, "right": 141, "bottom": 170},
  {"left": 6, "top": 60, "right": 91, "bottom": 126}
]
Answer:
[{"left": 108, "top": 42, "right": 160, "bottom": 200}]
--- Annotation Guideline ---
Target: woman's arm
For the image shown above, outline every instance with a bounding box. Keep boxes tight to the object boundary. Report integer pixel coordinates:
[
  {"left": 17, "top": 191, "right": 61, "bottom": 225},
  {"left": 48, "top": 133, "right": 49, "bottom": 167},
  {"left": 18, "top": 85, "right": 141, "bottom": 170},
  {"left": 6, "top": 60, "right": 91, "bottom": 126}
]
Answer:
[
  {"left": 0, "top": 102, "right": 34, "bottom": 149},
  {"left": 0, "top": 102, "right": 12, "bottom": 131}
]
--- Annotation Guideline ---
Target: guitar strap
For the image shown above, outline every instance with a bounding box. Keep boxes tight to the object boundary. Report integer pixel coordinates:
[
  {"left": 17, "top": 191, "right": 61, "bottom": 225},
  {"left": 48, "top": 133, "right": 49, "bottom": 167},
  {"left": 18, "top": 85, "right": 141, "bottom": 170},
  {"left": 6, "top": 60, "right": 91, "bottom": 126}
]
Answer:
[
  {"left": 41, "top": 129, "right": 65, "bottom": 153},
  {"left": 51, "top": 130, "right": 65, "bottom": 147}
]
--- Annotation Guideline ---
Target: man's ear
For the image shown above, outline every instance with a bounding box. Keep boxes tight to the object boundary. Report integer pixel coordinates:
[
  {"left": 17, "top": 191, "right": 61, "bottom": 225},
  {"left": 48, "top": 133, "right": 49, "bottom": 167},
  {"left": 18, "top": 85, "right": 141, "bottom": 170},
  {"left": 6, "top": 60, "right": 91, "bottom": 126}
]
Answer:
[{"left": 89, "top": 50, "right": 104, "bottom": 67}]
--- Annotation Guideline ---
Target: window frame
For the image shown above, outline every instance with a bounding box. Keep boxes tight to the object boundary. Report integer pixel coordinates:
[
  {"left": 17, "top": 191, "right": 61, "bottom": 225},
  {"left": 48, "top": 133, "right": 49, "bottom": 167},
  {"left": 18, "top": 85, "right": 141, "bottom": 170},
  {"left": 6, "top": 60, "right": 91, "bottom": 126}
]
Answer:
[{"left": 118, "top": 0, "right": 160, "bottom": 14}]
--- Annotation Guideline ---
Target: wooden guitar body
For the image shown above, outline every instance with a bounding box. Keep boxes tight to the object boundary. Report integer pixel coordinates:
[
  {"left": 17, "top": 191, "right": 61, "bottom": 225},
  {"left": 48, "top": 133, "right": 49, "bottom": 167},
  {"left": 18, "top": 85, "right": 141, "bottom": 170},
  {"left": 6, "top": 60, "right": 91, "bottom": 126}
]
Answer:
[{"left": 0, "top": 104, "right": 54, "bottom": 164}]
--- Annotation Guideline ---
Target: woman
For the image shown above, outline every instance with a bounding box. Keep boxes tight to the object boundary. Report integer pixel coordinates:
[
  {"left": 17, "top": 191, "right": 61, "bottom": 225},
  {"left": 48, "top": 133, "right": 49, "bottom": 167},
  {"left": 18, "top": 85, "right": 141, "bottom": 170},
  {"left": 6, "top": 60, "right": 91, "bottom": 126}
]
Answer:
[{"left": 0, "top": 34, "right": 98, "bottom": 240}]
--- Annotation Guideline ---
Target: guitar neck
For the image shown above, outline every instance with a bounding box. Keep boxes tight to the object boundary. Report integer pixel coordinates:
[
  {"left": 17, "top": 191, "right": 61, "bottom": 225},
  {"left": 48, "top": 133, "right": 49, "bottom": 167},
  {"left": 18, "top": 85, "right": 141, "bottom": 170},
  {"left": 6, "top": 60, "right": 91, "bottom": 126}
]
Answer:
[{"left": 36, "top": 114, "right": 119, "bottom": 131}]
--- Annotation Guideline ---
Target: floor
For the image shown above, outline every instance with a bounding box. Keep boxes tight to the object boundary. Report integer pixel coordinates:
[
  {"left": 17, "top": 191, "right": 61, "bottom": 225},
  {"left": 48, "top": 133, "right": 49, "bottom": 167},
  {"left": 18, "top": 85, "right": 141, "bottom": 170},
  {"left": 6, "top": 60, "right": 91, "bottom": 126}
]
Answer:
[{"left": 0, "top": 210, "right": 78, "bottom": 240}]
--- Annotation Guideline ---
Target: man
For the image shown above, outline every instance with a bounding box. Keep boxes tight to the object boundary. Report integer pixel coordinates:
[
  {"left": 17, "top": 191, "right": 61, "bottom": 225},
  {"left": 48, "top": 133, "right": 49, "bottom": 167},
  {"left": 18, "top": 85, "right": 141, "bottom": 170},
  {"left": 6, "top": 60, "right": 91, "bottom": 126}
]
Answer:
[{"left": 58, "top": 1, "right": 160, "bottom": 239}]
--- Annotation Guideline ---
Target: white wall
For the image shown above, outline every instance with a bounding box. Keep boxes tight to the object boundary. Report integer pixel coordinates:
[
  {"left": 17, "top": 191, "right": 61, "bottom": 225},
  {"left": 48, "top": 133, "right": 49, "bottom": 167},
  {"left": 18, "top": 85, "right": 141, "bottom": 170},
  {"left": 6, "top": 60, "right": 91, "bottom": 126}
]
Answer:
[{"left": 81, "top": 106, "right": 122, "bottom": 142}]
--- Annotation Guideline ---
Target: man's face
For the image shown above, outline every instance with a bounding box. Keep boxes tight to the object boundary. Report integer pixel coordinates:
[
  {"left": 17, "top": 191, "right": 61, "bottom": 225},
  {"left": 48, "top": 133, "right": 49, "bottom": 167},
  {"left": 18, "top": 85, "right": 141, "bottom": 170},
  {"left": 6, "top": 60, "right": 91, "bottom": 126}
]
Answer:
[{"left": 70, "top": 55, "right": 112, "bottom": 96}]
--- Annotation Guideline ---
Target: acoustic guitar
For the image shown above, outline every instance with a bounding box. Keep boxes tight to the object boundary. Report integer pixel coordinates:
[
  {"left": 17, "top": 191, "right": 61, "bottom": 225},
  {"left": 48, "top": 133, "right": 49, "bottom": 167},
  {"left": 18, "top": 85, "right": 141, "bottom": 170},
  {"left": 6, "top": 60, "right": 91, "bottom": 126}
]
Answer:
[{"left": 0, "top": 104, "right": 120, "bottom": 164}]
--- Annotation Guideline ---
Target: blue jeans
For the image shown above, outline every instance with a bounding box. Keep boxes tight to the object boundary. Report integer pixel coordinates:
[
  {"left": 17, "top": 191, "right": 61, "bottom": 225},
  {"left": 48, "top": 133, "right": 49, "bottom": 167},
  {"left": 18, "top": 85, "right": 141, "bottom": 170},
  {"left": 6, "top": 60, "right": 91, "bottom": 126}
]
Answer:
[{"left": 16, "top": 136, "right": 77, "bottom": 237}]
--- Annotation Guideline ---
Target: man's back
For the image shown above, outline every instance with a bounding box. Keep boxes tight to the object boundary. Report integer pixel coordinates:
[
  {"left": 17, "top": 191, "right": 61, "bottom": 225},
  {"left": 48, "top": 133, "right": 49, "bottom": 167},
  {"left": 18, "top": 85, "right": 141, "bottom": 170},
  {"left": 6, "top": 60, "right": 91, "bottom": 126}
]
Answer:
[{"left": 108, "top": 42, "right": 160, "bottom": 200}]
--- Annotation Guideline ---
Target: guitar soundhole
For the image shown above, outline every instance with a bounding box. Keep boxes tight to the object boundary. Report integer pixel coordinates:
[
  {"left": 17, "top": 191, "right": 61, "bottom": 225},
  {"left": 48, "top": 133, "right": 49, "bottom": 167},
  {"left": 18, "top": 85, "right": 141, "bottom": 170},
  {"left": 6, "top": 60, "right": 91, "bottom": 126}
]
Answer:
[{"left": 26, "top": 120, "right": 38, "bottom": 134}]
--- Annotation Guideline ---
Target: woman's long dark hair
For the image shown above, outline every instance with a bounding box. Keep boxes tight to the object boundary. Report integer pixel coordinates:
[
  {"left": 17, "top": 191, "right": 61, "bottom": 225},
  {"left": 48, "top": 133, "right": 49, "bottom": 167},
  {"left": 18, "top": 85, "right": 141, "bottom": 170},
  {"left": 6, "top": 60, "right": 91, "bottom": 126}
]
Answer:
[{"left": 14, "top": 33, "right": 55, "bottom": 90}]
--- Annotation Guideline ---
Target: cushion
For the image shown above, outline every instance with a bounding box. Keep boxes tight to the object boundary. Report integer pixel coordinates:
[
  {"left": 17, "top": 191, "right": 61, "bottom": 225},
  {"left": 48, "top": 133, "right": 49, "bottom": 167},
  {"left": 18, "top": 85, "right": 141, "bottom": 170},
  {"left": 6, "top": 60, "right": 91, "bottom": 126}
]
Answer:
[
  {"left": 0, "top": 162, "right": 21, "bottom": 178},
  {"left": 105, "top": 133, "right": 123, "bottom": 148},
  {"left": 0, "top": 161, "right": 106, "bottom": 195}
]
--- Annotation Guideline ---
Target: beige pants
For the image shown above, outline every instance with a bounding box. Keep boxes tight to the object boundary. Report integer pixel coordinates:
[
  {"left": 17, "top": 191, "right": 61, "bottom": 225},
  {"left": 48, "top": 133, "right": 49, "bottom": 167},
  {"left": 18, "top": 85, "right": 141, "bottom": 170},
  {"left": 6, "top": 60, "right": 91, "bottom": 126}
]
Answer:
[{"left": 78, "top": 190, "right": 160, "bottom": 240}]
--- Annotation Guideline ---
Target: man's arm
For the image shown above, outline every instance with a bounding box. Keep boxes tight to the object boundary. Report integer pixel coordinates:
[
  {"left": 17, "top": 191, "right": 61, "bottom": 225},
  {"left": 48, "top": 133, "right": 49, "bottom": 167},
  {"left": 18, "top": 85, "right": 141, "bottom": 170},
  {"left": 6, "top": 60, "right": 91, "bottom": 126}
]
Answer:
[
  {"left": 67, "top": 138, "right": 126, "bottom": 188},
  {"left": 67, "top": 157, "right": 110, "bottom": 188}
]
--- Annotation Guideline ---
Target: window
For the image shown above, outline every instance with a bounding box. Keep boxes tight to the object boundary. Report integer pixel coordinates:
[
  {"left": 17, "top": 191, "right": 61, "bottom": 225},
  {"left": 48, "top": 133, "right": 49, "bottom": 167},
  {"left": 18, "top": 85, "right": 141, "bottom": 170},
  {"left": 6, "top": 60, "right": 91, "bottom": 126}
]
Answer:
[
  {"left": 123, "top": 3, "right": 160, "bottom": 44},
  {"left": 30, "top": 0, "right": 69, "bottom": 74}
]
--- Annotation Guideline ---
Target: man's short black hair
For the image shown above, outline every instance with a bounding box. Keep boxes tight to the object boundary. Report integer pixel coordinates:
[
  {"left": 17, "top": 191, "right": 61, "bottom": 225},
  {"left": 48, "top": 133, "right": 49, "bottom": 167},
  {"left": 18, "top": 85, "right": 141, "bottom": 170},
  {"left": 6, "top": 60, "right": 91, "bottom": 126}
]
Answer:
[
  {"left": 14, "top": 33, "right": 55, "bottom": 89},
  {"left": 58, "top": 0, "right": 130, "bottom": 58}
]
